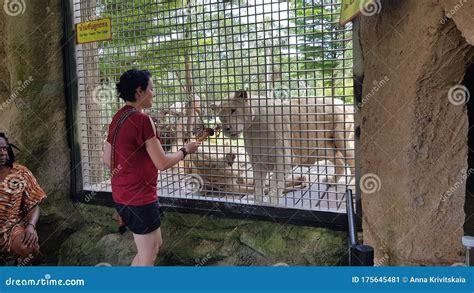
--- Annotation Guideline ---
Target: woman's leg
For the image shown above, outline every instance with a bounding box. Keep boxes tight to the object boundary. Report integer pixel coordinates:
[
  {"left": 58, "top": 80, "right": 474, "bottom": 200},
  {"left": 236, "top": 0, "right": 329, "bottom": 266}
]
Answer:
[
  {"left": 131, "top": 254, "right": 139, "bottom": 266},
  {"left": 132, "top": 227, "right": 163, "bottom": 266}
]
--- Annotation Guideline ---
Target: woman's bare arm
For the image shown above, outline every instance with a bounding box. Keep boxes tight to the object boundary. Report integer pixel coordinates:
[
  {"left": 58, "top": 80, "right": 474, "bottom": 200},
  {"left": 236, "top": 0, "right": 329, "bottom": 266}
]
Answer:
[
  {"left": 145, "top": 137, "right": 184, "bottom": 171},
  {"left": 102, "top": 142, "right": 112, "bottom": 168},
  {"left": 145, "top": 117, "right": 200, "bottom": 171}
]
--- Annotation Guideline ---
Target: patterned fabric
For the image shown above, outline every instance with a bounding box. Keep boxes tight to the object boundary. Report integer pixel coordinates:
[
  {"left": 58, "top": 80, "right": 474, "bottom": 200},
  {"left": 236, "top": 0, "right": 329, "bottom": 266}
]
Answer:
[{"left": 0, "top": 164, "right": 46, "bottom": 253}]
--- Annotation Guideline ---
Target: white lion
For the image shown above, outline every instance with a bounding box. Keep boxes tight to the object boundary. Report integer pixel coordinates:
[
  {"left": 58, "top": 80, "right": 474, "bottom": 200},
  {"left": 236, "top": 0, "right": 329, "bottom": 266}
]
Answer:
[{"left": 217, "top": 90, "right": 354, "bottom": 204}]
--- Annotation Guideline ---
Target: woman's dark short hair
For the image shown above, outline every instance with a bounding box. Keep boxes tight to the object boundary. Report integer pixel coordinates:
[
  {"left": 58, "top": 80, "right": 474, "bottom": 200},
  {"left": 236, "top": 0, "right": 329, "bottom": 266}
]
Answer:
[
  {"left": 116, "top": 69, "right": 151, "bottom": 102},
  {"left": 0, "top": 132, "right": 16, "bottom": 167}
]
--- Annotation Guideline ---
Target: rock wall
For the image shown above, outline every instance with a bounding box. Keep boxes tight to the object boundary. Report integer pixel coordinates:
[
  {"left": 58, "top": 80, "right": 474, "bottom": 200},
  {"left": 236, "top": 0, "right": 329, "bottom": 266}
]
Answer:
[
  {"left": 359, "top": 0, "right": 474, "bottom": 265},
  {"left": 0, "top": 0, "right": 82, "bottom": 265},
  {"left": 58, "top": 212, "right": 346, "bottom": 266},
  {"left": 0, "top": 0, "right": 346, "bottom": 266}
]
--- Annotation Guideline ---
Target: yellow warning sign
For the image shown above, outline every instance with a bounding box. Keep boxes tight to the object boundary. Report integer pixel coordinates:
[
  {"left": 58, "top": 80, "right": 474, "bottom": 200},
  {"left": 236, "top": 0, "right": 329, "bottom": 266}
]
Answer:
[
  {"left": 340, "top": 0, "right": 377, "bottom": 26},
  {"left": 75, "top": 18, "right": 112, "bottom": 44}
]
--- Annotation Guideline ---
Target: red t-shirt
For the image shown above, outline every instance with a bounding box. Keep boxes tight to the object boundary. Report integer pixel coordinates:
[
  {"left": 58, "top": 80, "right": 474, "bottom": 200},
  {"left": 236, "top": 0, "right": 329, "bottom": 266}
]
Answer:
[{"left": 106, "top": 105, "right": 161, "bottom": 206}]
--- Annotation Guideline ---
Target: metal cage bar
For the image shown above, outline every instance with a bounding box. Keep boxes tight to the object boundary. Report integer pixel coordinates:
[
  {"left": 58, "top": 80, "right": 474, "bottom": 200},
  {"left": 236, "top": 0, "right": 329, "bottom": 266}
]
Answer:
[{"left": 69, "top": 0, "right": 358, "bottom": 227}]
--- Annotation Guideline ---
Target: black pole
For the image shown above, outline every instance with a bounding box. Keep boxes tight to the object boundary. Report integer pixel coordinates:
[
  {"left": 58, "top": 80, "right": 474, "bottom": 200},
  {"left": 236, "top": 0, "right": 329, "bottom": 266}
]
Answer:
[
  {"left": 62, "top": 0, "right": 83, "bottom": 201},
  {"left": 346, "top": 189, "right": 374, "bottom": 266}
]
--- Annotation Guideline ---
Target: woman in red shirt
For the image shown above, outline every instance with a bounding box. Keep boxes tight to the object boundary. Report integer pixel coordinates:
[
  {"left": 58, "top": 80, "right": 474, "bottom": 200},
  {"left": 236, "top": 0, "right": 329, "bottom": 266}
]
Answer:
[{"left": 102, "top": 69, "right": 200, "bottom": 266}]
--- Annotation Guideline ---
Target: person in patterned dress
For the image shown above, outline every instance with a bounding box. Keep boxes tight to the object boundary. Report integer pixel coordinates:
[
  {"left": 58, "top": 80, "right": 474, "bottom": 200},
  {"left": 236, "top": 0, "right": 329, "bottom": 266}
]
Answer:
[{"left": 0, "top": 133, "right": 46, "bottom": 258}]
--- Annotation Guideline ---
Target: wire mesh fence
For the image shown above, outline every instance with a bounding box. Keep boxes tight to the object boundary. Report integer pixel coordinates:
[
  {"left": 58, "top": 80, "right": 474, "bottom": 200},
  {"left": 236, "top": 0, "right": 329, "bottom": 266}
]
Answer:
[{"left": 74, "top": 0, "right": 355, "bottom": 212}]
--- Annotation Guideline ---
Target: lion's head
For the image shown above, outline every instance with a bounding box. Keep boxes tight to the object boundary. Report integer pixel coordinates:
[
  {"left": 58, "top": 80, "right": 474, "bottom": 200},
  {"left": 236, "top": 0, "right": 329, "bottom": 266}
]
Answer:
[{"left": 217, "top": 90, "right": 254, "bottom": 139}]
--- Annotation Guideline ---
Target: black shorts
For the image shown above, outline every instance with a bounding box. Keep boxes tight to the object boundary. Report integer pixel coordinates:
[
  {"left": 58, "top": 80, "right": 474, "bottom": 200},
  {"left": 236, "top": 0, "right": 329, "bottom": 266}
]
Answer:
[{"left": 115, "top": 201, "right": 164, "bottom": 235}]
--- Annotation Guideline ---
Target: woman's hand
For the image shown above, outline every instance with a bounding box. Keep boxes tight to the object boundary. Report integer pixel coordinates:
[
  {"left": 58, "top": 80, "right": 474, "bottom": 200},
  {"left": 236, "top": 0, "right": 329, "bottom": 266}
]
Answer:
[
  {"left": 23, "top": 225, "right": 38, "bottom": 248},
  {"left": 185, "top": 141, "right": 201, "bottom": 154}
]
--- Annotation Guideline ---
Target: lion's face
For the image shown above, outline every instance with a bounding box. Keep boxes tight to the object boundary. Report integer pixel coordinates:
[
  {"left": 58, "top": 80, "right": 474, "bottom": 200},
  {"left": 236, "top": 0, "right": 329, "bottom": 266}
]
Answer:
[{"left": 217, "top": 90, "right": 253, "bottom": 139}]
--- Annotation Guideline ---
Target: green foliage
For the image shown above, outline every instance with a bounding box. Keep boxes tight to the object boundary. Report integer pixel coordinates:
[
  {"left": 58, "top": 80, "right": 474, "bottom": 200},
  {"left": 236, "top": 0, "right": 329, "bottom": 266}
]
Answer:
[{"left": 91, "top": 0, "right": 353, "bottom": 109}]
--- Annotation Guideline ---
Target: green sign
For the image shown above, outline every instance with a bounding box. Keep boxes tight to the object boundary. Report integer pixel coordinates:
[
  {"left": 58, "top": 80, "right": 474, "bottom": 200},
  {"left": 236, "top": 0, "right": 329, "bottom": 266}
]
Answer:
[{"left": 340, "top": 0, "right": 377, "bottom": 26}]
